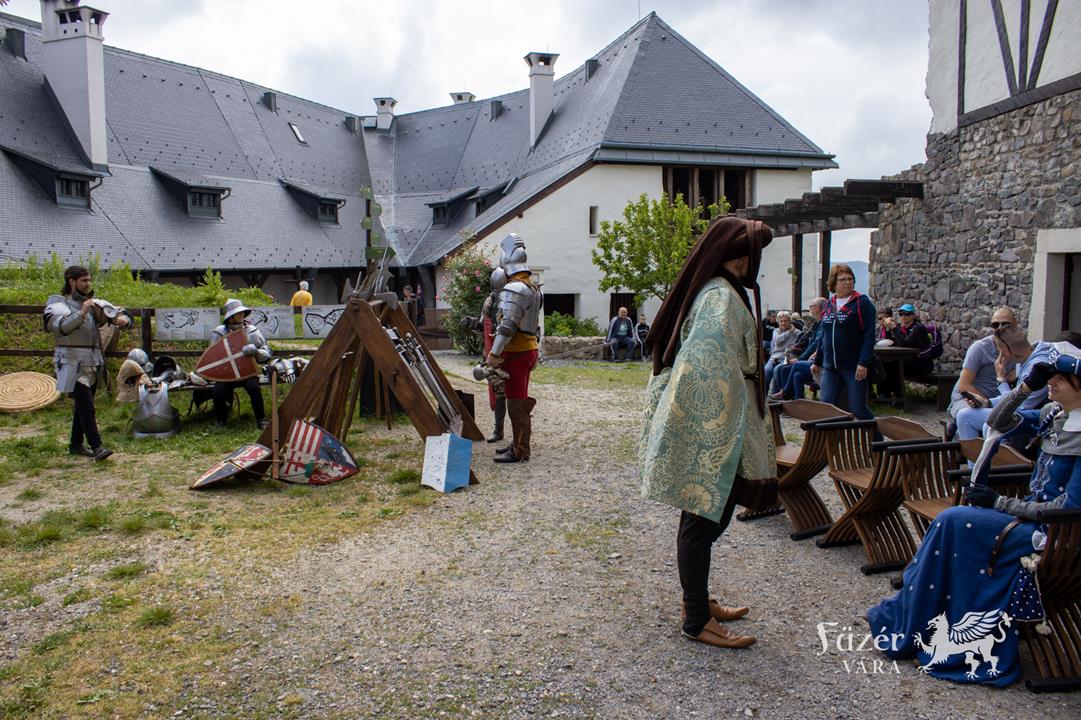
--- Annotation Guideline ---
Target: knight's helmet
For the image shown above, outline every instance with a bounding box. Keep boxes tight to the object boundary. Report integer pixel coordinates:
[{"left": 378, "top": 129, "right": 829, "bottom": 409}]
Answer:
[
  {"left": 222, "top": 298, "right": 251, "bottom": 323},
  {"left": 490, "top": 267, "right": 508, "bottom": 293},
  {"left": 499, "top": 233, "right": 530, "bottom": 276}
]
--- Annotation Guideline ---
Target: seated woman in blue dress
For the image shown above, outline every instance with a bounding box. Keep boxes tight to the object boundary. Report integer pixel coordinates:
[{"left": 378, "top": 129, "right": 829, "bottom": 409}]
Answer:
[{"left": 866, "top": 340, "right": 1081, "bottom": 686}]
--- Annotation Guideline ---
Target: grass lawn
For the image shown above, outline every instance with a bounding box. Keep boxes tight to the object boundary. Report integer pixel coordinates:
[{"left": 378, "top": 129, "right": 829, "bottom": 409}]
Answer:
[{"left": 0, "top": 383, "right": 434, "bottom": 718}]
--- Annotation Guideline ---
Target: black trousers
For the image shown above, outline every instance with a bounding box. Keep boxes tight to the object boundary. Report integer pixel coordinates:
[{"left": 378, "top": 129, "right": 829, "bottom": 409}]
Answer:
[
  {"left": 212, "top": 377, "right": 265, "bottom": 423},
  {"left": 70, "top": 382, "right": 102, "bottom": 451},
  {"left": 677, "top": 493, "right": 738, "bottom": 636}
]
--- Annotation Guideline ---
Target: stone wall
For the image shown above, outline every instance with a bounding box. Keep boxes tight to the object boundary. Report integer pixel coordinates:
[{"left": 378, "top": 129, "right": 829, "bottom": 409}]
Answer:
[
  {"left": 542, "top": 336, "right": 608, "bottom": 359},
  {"left": 870, "top": 87, "right": 1081, "bottom": 371}
]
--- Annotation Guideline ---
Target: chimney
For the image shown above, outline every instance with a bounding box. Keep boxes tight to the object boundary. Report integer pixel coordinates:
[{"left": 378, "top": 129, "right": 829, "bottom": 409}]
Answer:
[
  {"left": 585, "top": 58, "right": 599, "bottom": 82},
  {"left": 39, "top": 1, "right": 109, "bottom": 171},
  {"left": 262, "top": 91, "right": 277, "bottom": 113},
  {"left": 524, "top": 51, "right": 558, "bottom": 148},
  {"left": 373, "top": 97, "right": 397, "bottom": 131},
  {"left": 450, "top": 91, "right": 475, "bottom": 105}
]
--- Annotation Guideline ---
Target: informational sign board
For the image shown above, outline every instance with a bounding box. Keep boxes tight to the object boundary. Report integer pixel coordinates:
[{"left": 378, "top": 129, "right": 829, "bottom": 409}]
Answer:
[
  {"left": 155, "top": 308, "right": 219, "bottom": 341},
  {"left": 301, "top": 305, "right": 345, "bottom": 339},
  {"left": 249, "top": 306, "right": 295, "bottom": 339},
  {"left": 421, "top": 433, "right": 472, "bottom": 493}
]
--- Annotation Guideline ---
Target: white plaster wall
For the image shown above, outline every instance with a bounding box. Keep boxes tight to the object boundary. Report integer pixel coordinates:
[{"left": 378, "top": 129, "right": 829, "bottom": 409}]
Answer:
[
  {"left": 930, "top": 0, "right": 1081, "bottom": 133},
  {"left": 752, "top": 168, "right": 817, "bottom": 311},
  {"left": 434, "top": 164, "right": 817, "bottom": 325},
  {"left": 927, "top": 0, "right": 960, "bottom": 133}
]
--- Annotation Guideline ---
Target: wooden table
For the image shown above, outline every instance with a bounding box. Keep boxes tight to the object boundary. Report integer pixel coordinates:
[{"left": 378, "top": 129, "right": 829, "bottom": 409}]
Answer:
[{"left": 874, "top": 345, "right": 918, "bottom": 410}]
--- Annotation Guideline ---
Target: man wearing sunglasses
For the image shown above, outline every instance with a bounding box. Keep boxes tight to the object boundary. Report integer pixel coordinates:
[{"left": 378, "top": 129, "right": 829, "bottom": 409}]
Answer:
[
  {"left": 879, "top": 303, "right": 935, "bottom": 399},
  {"left": 947, "top": 307, "right": 1018, "bottom": 421}
]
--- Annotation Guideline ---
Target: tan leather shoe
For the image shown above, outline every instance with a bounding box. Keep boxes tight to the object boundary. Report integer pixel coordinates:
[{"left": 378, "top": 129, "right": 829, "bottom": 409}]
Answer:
[
  {"left": 680, "top": 599, "right": 750, "bottom": 622},
  {"left": 709, "top": 598, "right": 749, "bottom": 622},
  {"left": 683, "top": 618, "right": 756, "bottom": 649}
]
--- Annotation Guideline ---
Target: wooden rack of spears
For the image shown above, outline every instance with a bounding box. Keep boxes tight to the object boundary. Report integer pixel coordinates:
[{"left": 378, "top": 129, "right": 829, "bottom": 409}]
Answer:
[{"left": 191, "top": 284, "right": 483, "bottom": 490}]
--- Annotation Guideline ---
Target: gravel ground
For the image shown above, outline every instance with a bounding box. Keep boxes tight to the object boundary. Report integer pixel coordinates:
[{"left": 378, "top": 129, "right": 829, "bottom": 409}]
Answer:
[{"left": 155, "top": 353, "right": 1081, "bottom": 717}]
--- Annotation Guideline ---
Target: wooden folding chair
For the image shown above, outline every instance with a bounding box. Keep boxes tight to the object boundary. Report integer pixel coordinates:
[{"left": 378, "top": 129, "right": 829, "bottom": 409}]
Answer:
[
  {"left": 815, "top": 417, "right": 937, "bottom": 574},
  {"left": 1023, "top": 507, "right": 1081, "bottom": 692},
  {"left": 737, "top": 400, "right": 852, "bottom": 539}
]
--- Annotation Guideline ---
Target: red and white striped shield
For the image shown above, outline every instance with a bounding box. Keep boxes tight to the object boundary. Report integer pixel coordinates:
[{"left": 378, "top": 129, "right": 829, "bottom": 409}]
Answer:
[
  {"left": 279, "top": 419, "right": 358, "bottom": 485},
  {"left": 195, "top": 329, "right": 259, "bottom": 382}
]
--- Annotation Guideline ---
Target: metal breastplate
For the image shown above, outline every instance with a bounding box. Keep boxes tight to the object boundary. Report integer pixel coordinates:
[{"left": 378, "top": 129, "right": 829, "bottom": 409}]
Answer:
[
  {"left": 133, "top": 385, "right": 180, "bottom": 437},
  {"left": 499, "top": 281, "right": 542, "bottom": 335}
]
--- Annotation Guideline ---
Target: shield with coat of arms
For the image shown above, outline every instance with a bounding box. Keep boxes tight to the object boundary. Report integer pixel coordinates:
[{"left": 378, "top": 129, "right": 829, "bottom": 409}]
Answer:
[
  {"left": 195, "top": 329, "right": 259, "bottom": 381},
  {"left": 190, "top": 443, "right": 271, "bottom": 489}
]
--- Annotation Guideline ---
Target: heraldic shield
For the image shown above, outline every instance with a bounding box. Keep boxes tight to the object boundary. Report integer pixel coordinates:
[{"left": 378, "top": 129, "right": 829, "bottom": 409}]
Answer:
[
  {"left": 191, "top": 443, "right": 271, "bottom": 489},
  {"left": 195, "top": 329, "right": 260, "bottom": 381},
  {"left": 278, "top": 419, "right": 359, "bottom": 485}
]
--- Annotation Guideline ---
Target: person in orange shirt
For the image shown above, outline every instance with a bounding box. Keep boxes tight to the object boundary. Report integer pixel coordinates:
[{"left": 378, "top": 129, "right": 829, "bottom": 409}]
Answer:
[{"left": 487, "top": 234, "right": 543, "bottom": 464}]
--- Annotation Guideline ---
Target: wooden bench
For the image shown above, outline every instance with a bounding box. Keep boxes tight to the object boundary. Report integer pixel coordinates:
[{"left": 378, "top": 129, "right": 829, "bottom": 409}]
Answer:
[
  {"left": 815, "top": 417, "right": 939, "bottom": 575},
  {"left": 1024, "top": 507, "right": 1081, "bottom": 692},
  {"left": 737, "top": 400, "right": 851, "bottom": 539},
  {"left": 909, "top": 371, "right": 959, "bottom": 411}
]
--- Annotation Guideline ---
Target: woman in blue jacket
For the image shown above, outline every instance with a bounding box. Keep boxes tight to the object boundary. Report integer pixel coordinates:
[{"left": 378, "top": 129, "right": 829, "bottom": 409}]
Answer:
[{"left": 812, "top": 264, "right": 876, "bottom": 420}]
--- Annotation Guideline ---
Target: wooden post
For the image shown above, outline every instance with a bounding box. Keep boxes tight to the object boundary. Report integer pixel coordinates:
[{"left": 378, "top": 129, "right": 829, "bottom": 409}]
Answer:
[
  {"left": 818, "top": 231, "right": 832, "bottom": 298},
  {"left": 791, "top": 233, "right": 803, "bottom": 311},
  {"left": 140, "top": 308, "right": 153, "bottom": 355}
]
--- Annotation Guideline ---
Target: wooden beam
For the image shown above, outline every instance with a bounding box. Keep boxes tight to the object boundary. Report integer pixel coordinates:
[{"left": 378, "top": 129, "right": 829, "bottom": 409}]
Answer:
[
  {"left": 843, "top": 179, "right": 924, "bottom": 199},
  {"left": 818, "top": 231, "right": 832, "bottom": 298},
  {"left": 791, "top": 233, "right": 803, "bottom": 312}
]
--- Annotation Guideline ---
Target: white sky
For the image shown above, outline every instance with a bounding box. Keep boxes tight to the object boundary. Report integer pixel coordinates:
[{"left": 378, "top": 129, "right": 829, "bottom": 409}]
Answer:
[{"left": 2, "top": 0, "right": 933, "bottom": 261}]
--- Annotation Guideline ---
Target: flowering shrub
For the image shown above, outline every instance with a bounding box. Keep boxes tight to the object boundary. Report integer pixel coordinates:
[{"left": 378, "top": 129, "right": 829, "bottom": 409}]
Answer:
[{"left": 440, "top": 247, "right": 493, "bottom": 355}]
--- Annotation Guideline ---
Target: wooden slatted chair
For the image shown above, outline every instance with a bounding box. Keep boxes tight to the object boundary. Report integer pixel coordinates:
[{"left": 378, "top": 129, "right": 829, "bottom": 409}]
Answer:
[
  {"left": 737, "top": 400, "right": 851, "bottom": 540},
  {"left": 815, "top": 417, "right": 938, "bottom": 574},
  {"left": 1023, "top": 507, "right": 1081, "bottom": 692}
]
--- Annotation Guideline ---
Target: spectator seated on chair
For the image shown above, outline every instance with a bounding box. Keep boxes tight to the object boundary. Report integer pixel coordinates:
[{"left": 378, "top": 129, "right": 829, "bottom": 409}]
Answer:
[
  {"left": 761, "top": 309, "right": 778, "bottom": 351},
  {"left": 878, "top": 303, "right": 934, "bottom": 400},
  {"left": 634, "top": 313, "right": 651, "bottom": 361},
  {"left": 945, "top": 306, "right": 1018, "bottom": 438},
  {"left": 954, "top": 323, "right": 1055, "bottom": 441},
  {"left": 763, "top": 311, "right": 799, "bottom": 390},
  {"left": 769, "top": 297, "right": 825, "bottom": 401},
  {"left": 606, "top": 306, "right": 635, "bottom": 362}
]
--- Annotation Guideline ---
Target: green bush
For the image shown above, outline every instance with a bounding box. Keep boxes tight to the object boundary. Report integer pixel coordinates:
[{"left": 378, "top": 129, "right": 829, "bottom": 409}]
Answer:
[
  {"left": 544, "top": 311, "right": 602, "bottom": 337},
  {"left": 439, "top": 247, "right": 493, "bottom": 355}
]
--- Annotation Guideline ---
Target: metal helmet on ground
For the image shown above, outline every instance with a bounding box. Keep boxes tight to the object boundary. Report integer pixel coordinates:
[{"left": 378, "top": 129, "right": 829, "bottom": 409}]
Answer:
[
  {"left": 499, "top": 233, "right": 530, "bottom": 276},
  {"left": 222, "top": 298, "right": 251, "bottom": 323},
  {"left": 127, "top": 348, "right": 153, "bottom": 373}
]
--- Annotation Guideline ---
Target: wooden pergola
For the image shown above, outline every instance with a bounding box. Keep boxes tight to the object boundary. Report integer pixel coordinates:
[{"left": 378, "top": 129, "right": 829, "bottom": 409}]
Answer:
[{"left": 736, "top": 179, "right": 923, "bottom": 308}]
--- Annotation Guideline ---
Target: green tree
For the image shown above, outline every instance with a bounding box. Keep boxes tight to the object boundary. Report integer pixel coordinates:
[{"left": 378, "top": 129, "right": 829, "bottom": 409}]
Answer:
[
  {"left": 439, "top": 247, "right": 493, "bottom": 355},
  {"left": 591, "top": 193, "right": 728, "bottom": 305}
]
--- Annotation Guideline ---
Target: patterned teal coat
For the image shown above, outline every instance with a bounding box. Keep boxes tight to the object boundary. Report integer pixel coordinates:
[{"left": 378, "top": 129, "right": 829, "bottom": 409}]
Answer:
[{"left": 639, "top": 278, "right": 776, "bottom": 522}]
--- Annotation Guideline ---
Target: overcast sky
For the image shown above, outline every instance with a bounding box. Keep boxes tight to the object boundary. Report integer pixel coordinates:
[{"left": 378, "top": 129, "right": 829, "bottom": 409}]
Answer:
[{"left": 3, "top": 0, "right": 932, "bottom": 261}]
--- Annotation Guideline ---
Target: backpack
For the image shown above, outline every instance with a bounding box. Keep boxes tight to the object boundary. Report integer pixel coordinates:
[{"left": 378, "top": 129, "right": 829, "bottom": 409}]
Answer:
[{"left": 917, "top": 322, "right": 944, "bottom": 360}]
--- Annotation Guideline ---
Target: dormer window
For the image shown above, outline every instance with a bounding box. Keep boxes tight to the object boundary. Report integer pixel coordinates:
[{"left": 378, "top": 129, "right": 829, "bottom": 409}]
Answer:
[
  {"left": 188, "top": 190, "right": 221, "bottom": 218},
  {"left": 319, "top": 201, "right": 339, "bottom": 223},
  {"left": 57, "top": 175, "right": 90, "bottom": 208},
  {"left": 289, "top": 123, "right": 307, "bottom": 144},
  {"left": 427, "top": 186, "right": 478, "bottom": 227},
  {"left": 432, "top": 205, "right": 449, "bottom": 225}
]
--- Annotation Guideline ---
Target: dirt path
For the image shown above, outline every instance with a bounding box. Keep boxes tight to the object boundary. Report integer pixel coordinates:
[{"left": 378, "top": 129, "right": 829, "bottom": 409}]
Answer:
[{"left": 175, "top": 353, "right": 1080, "bottom": 718}]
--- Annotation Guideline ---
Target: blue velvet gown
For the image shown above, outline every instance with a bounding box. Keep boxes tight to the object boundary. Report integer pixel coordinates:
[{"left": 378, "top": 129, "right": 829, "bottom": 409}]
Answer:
[{"left": 866, "top": 428, "right": 1081, "bottom": 685}]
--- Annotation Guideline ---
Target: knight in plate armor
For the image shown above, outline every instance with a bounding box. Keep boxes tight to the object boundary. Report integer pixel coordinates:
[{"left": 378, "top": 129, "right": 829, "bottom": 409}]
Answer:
[
  {"left": 479, "top": 267, "right": 508, "bottom": 443},
  {"left": 488, "top": 234, "right": 543, "bottom": 463},
  {"left": 210, "top": 299, "right": 272, "bottom": 429},
  {"left": 43, "top": 265, "right": 133, "bottom": 461}
]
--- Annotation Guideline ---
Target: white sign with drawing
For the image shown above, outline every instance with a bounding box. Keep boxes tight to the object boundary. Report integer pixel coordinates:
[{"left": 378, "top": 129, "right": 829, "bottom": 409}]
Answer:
[
  {"left": 421, "top": 433, "right": 472, "bottom": 493},
  {"left": 301, "top": 305, "right": 345, "bottom": 338},
  {"left": 155, "top": 308, "right": 219, "bottom": 340},
  {"left": 249, "top": 306, "right": 295, "bottom": 339}
]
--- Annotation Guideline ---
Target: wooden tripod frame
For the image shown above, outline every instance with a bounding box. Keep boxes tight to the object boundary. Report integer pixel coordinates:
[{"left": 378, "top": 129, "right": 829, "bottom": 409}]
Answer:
[{"left": 254, "top": 295, "right": 483, "bottom": 482}]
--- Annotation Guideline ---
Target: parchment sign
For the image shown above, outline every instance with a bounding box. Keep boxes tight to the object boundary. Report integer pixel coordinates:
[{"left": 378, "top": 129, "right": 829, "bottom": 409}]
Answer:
[
  {"left": 301, "top": 305, "right": 345, "bottom": 339},
  {"left": 155, "top": 308, "right": 219, "bottom": 340},
  {"left": 249, "top": 306, "right": 295, "bottom": 339}
]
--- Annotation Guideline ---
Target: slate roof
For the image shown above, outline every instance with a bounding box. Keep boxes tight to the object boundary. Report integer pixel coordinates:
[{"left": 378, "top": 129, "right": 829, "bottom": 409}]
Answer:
[
  {"left": 0, "top": 10, "right": 832, "bottom": 273},
  {"left": 365, "top": 13, "right": 836, "bottom": 266},
  {"left": 0, "top": 11, "right": 374, "bottom": 273}
]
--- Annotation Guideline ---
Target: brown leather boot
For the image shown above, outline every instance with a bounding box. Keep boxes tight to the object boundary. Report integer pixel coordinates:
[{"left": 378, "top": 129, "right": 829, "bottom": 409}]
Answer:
[
  {"left": 683, "top": 618, "right": 756, "bottom": 649},
  {"left": 495, "top": 397, "right": 534, "bottom": 463}
]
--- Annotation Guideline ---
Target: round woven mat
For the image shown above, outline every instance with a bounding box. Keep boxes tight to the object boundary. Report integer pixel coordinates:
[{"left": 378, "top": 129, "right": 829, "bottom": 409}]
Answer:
[{"left": 0, "top": 372, "right": 61, "bottom": 413}]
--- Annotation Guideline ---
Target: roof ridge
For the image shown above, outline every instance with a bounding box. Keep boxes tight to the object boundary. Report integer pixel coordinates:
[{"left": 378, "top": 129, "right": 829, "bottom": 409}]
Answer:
[
  {"left": 644, "top": 15, "right": 829, "bottom": 156},
  {"left": 598, "top": 15, "right": 657, "bottom": 147}
]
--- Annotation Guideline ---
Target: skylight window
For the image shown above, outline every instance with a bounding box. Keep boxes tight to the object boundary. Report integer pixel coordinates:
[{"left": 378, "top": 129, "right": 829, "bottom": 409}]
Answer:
[{"left": 289, "top": 122, "right": 307, "bottom": 144}]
